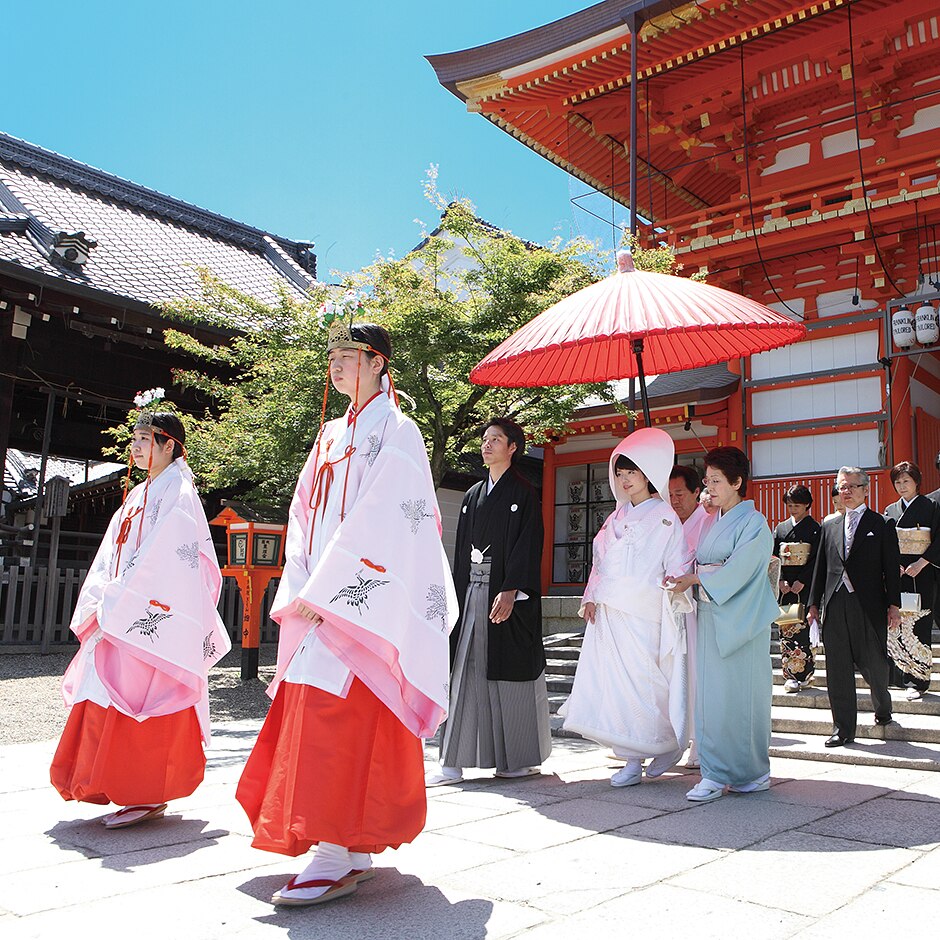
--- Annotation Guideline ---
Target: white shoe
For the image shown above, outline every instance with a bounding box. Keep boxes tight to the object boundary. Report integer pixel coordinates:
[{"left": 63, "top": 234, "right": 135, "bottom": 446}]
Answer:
[
  {"left": 425, "top": 766, "right": 463, "bottom": 787},
  {"left": 907, "top": 688, "right": 922, "bottom": 702},
  {"left": 783, "top": 679, "right": 802, "bottom": 693},
  {"left": 494, "top": 767, "right": 541, "bottom": 779},
  {"left": 646, "top": 747, "right": 683, "bottom": 778},
  {"left": 686, "top": 778, "right": 725, "bottom": 802},
  {"left": 611, "top": 760, "right": 642, "bottom": 788},
  {"left": 729, "top": 773, "right": 770, "bottom": 793}
]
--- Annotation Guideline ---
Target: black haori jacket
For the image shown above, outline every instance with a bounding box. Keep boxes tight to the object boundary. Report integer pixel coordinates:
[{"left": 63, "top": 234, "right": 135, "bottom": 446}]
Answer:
[
  {"left": 773, "top": 514, "right": 821, "bottom": 604},
  {"left": 451, "top": 468, "right": 545, "bottom": 682},
  {"left": 884, "top": 494, "right": 940, "bottom": 609}
]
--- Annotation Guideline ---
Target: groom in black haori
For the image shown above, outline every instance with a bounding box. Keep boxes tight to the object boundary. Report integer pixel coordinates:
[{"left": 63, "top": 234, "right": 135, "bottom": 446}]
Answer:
[{"left": 427, "top": 417, "right": 551, "bottom": 785}]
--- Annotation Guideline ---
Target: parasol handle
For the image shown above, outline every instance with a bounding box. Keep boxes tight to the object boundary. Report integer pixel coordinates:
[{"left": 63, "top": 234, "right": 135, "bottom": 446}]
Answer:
[{"left": 632, "top": 338, "right": 652, "bottom": 426}]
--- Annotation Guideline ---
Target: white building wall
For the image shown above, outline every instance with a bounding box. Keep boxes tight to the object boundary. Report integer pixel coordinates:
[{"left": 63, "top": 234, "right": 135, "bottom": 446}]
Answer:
[
  {"left": 751, "top": 376, "right": 882, "bottom": 425},
  {"left": 752, "top": 428, "right": 881, "bottom": 477}
]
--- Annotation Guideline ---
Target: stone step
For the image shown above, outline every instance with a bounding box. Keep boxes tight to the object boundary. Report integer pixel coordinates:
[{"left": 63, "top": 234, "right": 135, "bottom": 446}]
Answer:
[
  {"left": 547, "top": 677, "right": 574, "bottom": 694},
  {"left": 772, "top": 668, "right": 940, "bottom": 690},
  {"left": 772, "top": 704, "right": 940, "bottom": 743},
  {"left": 545, "top": 658, "right": 578, "bottom": 676},
  {"left": 769, "top": 731, "right": 940, "bottom": 772},
  {"left": 771, "top": 652, "right": 940, "bottom": 672},
  {"left": 773, "top": 687, "right": 940, "bottom": 715},
  {"left": 544, "top": 646, "right": 582, "bottom": 661}
]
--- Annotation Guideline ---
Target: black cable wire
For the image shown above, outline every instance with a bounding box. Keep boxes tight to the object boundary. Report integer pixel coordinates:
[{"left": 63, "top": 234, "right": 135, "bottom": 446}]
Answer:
[
  {"left": 846, "top": 4, "right": 902, "bottom": 296},
  {"left": 738, "top": 46, "right": 801, "bottom": 317}
]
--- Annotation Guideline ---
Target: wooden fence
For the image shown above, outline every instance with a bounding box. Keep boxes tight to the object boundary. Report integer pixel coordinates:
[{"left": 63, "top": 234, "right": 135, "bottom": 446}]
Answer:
[
  {"left": 751, "top": 469, "right": 891, "bottom": 530},
  {"left": 0, "top": 567, "right": 280, "bottom": 646}
]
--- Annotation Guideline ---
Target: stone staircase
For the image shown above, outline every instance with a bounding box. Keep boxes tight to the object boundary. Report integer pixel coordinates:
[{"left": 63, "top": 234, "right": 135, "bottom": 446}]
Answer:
[{"left": 541, "top": 596, "right": 940, "bottom": 772}]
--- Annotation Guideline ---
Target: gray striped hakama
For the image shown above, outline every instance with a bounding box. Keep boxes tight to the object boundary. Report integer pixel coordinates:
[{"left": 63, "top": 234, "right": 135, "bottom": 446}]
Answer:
[{"left": 441, "top": 560, "right": 551, "bottom": 772}]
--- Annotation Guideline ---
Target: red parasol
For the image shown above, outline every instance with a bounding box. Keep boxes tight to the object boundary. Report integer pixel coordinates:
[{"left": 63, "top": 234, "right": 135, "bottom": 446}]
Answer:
[{"left": 470, "top": 250, "right": 807, "bottom": 423}]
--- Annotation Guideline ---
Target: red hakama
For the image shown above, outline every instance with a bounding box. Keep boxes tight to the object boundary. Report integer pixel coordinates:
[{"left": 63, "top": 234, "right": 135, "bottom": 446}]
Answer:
[
  {"left": 50, "top": 701, "right": 205, "bottom": 806},
  {"left": 236, "top": 677, "right": 426, "bottom": 857}
]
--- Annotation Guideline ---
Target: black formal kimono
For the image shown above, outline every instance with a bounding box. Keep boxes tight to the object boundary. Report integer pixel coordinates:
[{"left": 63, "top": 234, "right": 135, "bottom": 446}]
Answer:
[
  {"left": 773, "top": 514, "right": 821, "bottom": 684},
  {"left": 441, "top": 468, "right": 551, "bottom": 773},
  {"left": 809, "top": 506, "right": 901, "bottom": 739},
  {"left": 884, "top": 494, "right": 940, "bottom": 692}
]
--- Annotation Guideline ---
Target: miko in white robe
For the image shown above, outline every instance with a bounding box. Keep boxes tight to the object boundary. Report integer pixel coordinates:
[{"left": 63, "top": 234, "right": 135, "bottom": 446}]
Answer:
[
  {"left": 51, "top": 457, "right": 231, "bottom": 808},
  {"left": 236, "top": 384, "right": 458, "bottom": 858}
]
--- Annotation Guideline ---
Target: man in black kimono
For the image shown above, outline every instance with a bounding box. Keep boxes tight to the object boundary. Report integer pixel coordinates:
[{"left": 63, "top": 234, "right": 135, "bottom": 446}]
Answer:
[
  {"left": 426, "top": 417, "right": 550, "bottom": 785},
  {"left": 773, "top": 485, "right": 821, "bottom": 692}
]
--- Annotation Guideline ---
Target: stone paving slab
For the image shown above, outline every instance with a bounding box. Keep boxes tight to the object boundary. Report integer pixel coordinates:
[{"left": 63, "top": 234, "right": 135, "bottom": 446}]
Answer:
[{"left": 4, "top": 724, "right": 940, "bottom": 937}]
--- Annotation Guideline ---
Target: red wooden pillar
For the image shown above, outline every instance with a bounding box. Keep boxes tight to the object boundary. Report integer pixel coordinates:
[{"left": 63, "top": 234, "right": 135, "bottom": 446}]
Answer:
[
  {"left": 890, "top": 353, "right": 914, "bottom": 464},
  {"left": 541, "top": 444, "right": 556, "bottom": 593}
]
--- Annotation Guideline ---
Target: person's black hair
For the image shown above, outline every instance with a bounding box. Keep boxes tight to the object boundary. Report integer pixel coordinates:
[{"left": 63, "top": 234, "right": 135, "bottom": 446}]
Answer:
[
  {"left": 831, "top": 483, "right": 841, "bottom": 499},
  {"left": 614, "top": 454, "right": 657, "bottom": 493},
  {"left": 704, "top": 446, "right": 749, "bottom": 497},
  {"left": 783, "top": 484, "right": 812, "bottom": 507},
  {"left": 890, "top": 460, "right": 922, "bottom": 489},
  {"left": 483, "top": 417, "right": 526, "bottom": 465},
  {"left": 142, "top": 412, "right": 185, "bottom": 460},
  {"left": 669, "top": 464, "right": 700, "bottom": 494},
  {"left": 350, "top": 323, "right": 391, "bottom": 376}
]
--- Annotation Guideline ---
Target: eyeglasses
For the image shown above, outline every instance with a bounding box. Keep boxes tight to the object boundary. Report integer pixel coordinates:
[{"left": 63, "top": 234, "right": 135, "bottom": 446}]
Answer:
[{"left": 837, "top": 483, "right": 866, "bottom": 492}]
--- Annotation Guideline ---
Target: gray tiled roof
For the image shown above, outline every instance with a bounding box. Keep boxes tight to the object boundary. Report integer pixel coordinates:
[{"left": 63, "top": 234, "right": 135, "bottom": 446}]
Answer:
[
  {"left": 0, "top": 132, "right": 317, "bottom": 312},
  {"left": 4, "top": 449, "right": 125, "bottom": 498}
]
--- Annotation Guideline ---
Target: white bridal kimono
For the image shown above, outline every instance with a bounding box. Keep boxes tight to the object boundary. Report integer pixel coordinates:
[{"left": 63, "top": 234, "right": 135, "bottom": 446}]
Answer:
[{"left": 561, "top": 497, "right": 693, "bottom": 757}]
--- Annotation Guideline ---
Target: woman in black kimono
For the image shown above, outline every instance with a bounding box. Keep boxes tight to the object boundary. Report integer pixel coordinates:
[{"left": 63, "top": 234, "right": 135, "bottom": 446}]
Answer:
[
  {"left": 884, "top": 461, "right": 940, "bottom": 699},
  {"left": 773, "top": 485, "right": 821, "bottom": 692}
]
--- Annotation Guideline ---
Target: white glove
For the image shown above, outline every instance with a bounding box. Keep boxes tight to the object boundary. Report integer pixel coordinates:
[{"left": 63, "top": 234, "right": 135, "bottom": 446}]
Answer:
[{"left": 808, "top": 616, "right": 822, "bottom": 649}]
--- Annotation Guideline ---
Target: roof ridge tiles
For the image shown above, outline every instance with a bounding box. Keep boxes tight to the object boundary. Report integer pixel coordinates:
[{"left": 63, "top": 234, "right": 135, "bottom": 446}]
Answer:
[{"left": 0, "top": 131, "right": 305, "bottom": 253}]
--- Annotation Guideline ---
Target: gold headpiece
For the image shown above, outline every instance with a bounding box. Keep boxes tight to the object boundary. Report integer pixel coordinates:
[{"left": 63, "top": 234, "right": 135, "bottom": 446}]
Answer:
[{"left": 326, "top": 320, "right": 372, "bottom": 353}]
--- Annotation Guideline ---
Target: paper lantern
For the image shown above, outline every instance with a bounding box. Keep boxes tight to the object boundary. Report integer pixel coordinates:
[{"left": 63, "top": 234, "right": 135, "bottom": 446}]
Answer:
[
  {"left": 892, "top": 306, "right": 915, "bottom": 348},
  {"left": 914, "top": 303, "right": 939, "bottom": 346}
]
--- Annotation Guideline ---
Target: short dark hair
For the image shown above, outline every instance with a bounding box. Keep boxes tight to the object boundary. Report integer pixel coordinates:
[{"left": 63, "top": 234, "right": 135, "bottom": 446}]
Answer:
[
  {"left": 614, "top": 454, "right": 656, "bottom": 493},
  {"left": 143, "top": 412, "right": 186, "bottom": 460},
  {"left": 669, "top": 464, "right": 700, "bottom": 494},
  {"left": 831, "top": 483, "right": 840, "bottom": 499},
  {"left": 890, "top": 461, "right": 922, "bottom": 489},
  {"left": 783, "top": 484, "right": 812, "bottom": 507},
  {"left": 704, "top": 446, "right": 749, "bottom": 497},
  {"left": 350, "top": 323, "right": 392, "bottom": 376},
  {"left": 483, "top": 417, "right": 526, "bottom": 464}
]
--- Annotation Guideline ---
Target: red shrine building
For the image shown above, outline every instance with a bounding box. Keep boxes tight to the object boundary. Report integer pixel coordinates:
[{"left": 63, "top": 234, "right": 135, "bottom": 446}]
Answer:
[{"left": 429, "top": 0, "right": 940, "bottom": 591}]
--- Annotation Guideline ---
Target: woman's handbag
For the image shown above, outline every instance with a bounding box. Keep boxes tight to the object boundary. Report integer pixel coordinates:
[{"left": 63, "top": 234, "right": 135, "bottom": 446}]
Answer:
[{"left": 775, "top": 602, "right": 806, "bottom": 626}]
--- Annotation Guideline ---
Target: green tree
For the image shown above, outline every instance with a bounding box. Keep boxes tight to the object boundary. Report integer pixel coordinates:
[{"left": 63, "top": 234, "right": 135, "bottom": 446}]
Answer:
[{"left": 160, "top": 189, "right": 629, "bottom": 500}]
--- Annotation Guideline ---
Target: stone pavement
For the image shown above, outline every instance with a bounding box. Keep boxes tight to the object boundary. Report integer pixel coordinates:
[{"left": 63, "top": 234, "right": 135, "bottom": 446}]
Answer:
[{"left": 3, "top": 725, "right": 940, "bottom": 940}]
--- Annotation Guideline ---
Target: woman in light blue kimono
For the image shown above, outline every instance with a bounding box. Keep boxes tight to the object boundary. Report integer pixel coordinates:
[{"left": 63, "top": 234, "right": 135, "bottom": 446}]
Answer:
[{"left": 669, "top": 447, "right": 778, "bottom": 802}]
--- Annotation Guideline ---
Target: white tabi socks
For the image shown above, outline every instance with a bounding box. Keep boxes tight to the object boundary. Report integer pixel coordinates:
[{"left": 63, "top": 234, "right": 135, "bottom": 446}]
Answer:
[{"left": 273, "top": 842, "right": 374, "bottom": 905}]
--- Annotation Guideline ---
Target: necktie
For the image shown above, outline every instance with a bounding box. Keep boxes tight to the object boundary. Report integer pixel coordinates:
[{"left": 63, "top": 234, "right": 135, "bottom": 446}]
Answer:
[{"left": 845, "top": 508, "right": 861, "bottom": 554}]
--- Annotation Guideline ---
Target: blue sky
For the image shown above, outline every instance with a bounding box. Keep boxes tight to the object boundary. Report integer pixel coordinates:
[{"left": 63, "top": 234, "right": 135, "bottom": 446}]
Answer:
[{"left": 4, "top": 1, "right": 628, "bottom": 277}]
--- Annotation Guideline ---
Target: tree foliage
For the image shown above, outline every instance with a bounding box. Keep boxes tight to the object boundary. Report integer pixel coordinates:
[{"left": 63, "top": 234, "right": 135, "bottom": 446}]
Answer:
[{"left": 161, "top": 185, "right": 701, "bottom": 502}]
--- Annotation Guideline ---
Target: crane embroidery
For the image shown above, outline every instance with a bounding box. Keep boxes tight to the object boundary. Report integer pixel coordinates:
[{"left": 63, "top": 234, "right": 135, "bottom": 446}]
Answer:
[
  {"left": 401, "top": 498, "right": 433, "bottom": 534},
  {"left": 147, "top": 498, "right": 162, "bottom": 526},
  {"left": 331, "top": 570, "right": 389, "bottom": 614},
  {"left": 127, "top": 599, "right": 172, "bottom": 641}
]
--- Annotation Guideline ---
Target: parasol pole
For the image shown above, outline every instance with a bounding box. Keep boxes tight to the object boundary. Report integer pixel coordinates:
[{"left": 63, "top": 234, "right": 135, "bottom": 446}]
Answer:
[
  {"left": 632, "top": 338, "right": 652, "bottom": 426},
  {"left": 624, "top": 6, "right": 643, "bottom": 431}
]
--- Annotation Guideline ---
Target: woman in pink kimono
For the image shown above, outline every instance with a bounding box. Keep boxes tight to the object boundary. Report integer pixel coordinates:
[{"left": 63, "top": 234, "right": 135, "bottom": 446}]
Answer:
[
  {"left": 560, "top": 428, "right": 693, "bottom": 787},
  {"left": 51, "top": 410, "right": 231, "bottom": 828}
]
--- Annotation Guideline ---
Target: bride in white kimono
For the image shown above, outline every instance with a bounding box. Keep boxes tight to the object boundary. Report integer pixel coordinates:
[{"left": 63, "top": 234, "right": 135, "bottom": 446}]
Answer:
[{"left": 560, "top": 429, "right": 693, "bottom": 787}]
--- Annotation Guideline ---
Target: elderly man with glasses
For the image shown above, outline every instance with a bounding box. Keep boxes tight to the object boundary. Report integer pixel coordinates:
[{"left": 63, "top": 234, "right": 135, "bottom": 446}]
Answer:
[{"left": 808, "top": 467, "right": 901, "bottom": 747}]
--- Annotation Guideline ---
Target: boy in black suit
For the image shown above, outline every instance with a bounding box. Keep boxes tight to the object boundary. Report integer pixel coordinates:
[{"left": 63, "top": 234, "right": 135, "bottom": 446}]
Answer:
[{"left": 808, "top": 467, "right": 901, "bottom": 747}]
